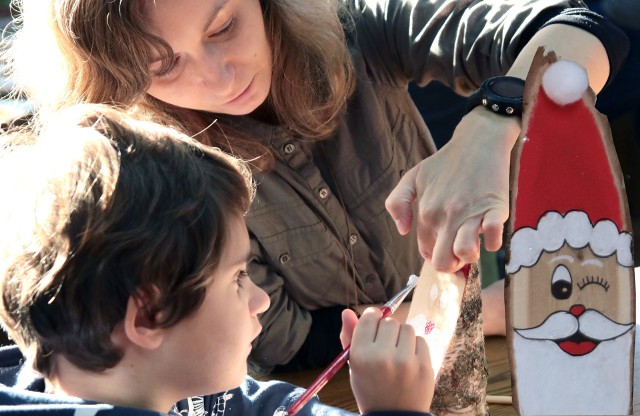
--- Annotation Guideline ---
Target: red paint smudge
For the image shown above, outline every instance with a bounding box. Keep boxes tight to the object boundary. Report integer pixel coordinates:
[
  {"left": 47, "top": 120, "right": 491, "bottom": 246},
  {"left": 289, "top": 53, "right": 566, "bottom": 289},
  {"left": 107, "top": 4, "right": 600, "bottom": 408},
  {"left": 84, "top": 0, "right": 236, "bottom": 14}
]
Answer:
[
  {"left": 425, "top": 321, "right": 435, "bottom": 335},
  {"left": 460, "top": 264, "right": 471, "bottom": 279}
]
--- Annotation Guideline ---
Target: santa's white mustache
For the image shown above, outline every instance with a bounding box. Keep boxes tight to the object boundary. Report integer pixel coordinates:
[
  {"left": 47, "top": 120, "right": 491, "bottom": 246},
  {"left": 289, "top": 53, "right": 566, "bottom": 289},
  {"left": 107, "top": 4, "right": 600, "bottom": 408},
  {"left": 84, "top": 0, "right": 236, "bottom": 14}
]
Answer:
[{"left": 515, "top": 309, "right": 633, "bottom": 341}]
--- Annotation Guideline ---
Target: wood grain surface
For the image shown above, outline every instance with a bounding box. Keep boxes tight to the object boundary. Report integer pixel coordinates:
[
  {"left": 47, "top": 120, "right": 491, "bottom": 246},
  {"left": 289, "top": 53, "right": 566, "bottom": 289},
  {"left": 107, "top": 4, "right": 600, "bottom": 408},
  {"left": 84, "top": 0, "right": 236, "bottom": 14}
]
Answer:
[{"left": 505, "top": 49, "right": 635, "bottom": 415}]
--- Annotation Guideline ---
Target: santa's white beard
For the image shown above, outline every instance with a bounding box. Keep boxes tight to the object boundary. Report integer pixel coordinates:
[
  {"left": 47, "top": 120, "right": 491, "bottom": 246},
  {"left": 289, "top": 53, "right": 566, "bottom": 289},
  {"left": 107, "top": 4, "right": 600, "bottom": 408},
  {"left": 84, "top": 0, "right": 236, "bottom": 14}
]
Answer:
[{"left": 512, "top": 331, "right": 633, "bottom": 415}]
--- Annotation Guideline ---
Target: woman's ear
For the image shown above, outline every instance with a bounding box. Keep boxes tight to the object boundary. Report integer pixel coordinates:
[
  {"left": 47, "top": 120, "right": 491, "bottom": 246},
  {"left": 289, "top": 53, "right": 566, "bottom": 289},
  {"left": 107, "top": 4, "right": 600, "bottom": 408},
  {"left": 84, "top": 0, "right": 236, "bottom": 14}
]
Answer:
[{"left": 122, "top": 289, "right": 165, "bottom": 350}]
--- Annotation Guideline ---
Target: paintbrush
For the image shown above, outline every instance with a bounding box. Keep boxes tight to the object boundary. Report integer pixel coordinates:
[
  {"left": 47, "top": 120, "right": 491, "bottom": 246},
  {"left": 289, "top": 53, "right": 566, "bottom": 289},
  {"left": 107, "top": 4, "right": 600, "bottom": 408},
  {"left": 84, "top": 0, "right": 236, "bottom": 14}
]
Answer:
[{"left": 286, "top": 274, "right": 420, "bottom": 415}]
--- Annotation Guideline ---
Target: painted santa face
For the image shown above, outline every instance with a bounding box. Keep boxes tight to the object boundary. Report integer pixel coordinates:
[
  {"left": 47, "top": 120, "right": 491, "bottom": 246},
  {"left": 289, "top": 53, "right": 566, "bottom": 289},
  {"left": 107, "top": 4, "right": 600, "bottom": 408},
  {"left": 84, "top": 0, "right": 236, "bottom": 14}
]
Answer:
[
  {"left": 509, "top": 243, "right": 635, "bottom": 413},
  {"left": 510, "top": 243, "right": 634, "bottom": 356}
]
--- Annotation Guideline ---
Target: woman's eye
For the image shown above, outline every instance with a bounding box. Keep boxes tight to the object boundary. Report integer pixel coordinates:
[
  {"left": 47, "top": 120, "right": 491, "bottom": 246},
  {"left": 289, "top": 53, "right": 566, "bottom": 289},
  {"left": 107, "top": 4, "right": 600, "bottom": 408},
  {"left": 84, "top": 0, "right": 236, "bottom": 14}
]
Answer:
[
  {"left": 210, "top": 18, "right": 237, "bottom": 38},
  {"left": 152, "top": 56, "right": 180, "bottom": 79}
]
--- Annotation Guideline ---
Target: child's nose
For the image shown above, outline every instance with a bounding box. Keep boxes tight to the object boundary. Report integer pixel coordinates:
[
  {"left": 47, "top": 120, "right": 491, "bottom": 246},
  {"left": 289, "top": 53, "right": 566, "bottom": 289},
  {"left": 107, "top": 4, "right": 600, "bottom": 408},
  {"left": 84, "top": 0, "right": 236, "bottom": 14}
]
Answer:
[{"left": 250, "top": 281, "right": 270, "bottom": 315}]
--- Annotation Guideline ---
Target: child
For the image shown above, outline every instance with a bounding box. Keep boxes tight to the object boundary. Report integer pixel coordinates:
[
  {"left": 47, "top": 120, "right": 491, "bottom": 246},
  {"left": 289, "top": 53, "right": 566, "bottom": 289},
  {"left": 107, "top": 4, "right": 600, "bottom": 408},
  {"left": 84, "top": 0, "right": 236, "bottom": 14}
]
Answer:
[{"left": 0, "top": 104, "right": 434, "bottom": 415}]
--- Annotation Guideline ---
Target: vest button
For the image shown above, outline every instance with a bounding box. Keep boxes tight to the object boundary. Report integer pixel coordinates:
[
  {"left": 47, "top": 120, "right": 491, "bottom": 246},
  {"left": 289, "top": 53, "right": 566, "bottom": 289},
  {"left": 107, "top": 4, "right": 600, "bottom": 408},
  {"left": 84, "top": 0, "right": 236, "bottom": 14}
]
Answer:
[
  {"left": 279, "top": 253, "right": 291, "bottom": 264},
  {"left": 318, "top": 187, "right": 330, "bottom": 199}
]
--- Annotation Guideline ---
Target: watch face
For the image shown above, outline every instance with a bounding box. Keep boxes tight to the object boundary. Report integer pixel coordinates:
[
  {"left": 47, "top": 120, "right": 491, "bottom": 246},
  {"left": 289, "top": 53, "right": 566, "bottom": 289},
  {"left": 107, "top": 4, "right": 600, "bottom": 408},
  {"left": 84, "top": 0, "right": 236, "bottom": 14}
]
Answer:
[
  {"left": 465, "top": 75, "right": 524, "bottom": 117},
  {"left": 489, "top": 77, "right": 525, "bottom": 98}
]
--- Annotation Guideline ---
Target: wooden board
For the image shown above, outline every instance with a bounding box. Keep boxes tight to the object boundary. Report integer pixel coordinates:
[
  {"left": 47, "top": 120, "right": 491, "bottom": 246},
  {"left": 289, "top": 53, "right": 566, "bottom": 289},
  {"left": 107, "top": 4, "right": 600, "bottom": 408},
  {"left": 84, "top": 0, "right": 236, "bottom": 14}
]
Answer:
[
  {"left": 406, "top": 262, "right": 468, "bottom": 379},
  {"left": 505, "top": 48, "right": 636, "bottom": 415},
  {"left": 407, "top": 263, "right": 488, "bottom": 415}
]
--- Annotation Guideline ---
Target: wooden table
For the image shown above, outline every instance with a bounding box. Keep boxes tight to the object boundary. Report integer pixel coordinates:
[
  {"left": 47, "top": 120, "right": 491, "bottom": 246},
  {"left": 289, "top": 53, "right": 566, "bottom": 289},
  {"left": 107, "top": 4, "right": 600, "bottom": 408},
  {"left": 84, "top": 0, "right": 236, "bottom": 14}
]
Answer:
[{"left": 269, "top": 333, "right": 640, "bottom": 415}]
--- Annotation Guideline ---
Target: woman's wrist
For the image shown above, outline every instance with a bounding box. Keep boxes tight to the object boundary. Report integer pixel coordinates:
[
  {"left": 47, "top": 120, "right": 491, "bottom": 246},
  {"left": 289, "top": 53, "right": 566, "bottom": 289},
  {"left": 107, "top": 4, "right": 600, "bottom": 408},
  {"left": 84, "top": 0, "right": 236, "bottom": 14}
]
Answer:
[{"left": 458, "top": 105, "right": 521, "bottom": 154}]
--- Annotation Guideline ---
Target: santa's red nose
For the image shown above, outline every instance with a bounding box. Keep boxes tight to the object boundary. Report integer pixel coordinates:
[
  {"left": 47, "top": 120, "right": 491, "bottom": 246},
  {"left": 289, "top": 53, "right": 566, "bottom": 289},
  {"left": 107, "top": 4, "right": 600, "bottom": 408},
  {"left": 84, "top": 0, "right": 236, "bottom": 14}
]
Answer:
[{"left": 569, "top": 304, "right": 586, "bottom": 317}]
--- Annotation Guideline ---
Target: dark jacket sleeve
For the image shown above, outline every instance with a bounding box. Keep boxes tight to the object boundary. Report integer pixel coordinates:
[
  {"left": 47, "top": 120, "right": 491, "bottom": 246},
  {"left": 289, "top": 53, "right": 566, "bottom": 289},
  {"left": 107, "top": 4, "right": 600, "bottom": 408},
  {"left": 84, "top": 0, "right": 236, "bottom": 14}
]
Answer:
[{"left": 349, "top": 0, "right": 620, "bottom": 94}]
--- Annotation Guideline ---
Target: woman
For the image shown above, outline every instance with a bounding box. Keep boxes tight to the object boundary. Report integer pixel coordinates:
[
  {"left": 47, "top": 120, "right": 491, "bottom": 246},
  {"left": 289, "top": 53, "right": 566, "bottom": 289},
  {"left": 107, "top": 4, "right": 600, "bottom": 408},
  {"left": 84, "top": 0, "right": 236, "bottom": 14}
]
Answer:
[{"left": 3, "top": 0, "right": 627, "bottom": 413}]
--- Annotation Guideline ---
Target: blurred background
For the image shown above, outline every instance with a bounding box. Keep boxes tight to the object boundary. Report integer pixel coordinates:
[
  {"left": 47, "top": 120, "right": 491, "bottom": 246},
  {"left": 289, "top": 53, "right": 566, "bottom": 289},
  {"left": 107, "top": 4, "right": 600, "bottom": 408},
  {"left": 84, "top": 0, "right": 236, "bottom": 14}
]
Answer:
[{"left": 0, "top": 0, "right": 31, "bottom": 127}]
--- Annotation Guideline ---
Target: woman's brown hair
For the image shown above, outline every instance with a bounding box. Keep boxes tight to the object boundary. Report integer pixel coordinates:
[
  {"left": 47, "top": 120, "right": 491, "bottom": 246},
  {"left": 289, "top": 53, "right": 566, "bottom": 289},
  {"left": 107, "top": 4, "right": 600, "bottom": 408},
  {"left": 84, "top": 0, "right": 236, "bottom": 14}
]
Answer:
[{"left": 3, "top": 0, "right": 356, "bottom": 170}]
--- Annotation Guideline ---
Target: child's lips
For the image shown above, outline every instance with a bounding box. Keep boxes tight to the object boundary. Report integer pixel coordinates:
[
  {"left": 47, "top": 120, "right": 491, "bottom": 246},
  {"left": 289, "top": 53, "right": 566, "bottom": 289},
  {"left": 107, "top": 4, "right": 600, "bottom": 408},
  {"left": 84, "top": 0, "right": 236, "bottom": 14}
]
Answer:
[
  {"left": 252, "top": 326, "right": 262, "bottom": 343},
  {"left": 248, "top": 329, "right": 261, "bottom": 354}
]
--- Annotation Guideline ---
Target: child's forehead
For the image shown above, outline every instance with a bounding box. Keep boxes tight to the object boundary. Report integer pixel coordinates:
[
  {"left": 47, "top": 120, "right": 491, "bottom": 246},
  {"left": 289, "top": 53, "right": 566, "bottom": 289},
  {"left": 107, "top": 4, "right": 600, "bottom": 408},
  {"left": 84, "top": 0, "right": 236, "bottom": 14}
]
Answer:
[{"left": 221, "top": 216, "right": 251, "bottom": 263}]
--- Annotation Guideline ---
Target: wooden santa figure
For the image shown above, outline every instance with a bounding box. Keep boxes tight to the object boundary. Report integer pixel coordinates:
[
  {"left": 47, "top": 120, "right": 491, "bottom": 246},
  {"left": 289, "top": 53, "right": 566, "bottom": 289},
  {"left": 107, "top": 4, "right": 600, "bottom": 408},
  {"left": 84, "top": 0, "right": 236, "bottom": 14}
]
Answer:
[{"left": 506, "top": 50, "right": 635, "bottom": 415}]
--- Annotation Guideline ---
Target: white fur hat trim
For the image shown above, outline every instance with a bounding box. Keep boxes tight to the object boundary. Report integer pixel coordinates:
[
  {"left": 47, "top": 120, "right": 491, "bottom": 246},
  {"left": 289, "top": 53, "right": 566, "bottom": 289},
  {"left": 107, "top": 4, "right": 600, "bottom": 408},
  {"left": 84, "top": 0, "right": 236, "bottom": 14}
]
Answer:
[{"left": 506, "top": 211, "right": 633, "bottom": 274}]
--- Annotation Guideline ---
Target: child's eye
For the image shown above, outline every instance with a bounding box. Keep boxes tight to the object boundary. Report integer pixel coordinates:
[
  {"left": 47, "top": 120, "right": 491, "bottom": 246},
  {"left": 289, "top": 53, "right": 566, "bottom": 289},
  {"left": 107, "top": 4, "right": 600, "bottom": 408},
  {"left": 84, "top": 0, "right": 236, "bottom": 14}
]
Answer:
[
  {"left": 235, "top": 270, "right": 249, "bottom": 286},
  {"left": 209, "top": 18, "right": 237, "bottom": 38}
]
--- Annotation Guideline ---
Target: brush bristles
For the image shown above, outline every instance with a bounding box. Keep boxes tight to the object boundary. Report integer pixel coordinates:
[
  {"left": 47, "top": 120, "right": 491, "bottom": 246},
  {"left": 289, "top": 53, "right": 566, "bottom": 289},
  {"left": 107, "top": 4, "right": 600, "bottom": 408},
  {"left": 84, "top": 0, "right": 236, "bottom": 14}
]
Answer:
[{"left": 407, "top": 273, "right": 419, "bottom": 287}]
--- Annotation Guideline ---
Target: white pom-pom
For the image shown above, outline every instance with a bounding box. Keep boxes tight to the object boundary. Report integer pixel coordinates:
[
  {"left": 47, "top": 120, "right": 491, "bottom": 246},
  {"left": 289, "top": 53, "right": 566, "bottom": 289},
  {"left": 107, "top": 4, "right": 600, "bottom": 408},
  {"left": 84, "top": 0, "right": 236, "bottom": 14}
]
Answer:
[{"left": 542, "top": 60, "right": 589, "bottom": 105}]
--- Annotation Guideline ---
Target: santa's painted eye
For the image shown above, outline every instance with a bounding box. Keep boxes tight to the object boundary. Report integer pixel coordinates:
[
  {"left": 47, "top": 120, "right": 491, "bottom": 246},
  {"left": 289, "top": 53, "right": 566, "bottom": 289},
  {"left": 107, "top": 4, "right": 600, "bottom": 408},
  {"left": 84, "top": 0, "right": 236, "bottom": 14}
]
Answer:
[{"left": 551, "top": 264, "right": 572, "bottom": 300}]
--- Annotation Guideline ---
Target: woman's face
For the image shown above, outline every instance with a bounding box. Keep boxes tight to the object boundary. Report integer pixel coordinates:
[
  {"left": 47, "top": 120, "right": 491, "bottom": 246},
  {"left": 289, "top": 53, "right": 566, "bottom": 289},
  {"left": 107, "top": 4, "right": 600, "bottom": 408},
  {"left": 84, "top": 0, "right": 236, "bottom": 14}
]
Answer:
[{"left": 144, "top": 0, "right": 272, "bottom": 115}]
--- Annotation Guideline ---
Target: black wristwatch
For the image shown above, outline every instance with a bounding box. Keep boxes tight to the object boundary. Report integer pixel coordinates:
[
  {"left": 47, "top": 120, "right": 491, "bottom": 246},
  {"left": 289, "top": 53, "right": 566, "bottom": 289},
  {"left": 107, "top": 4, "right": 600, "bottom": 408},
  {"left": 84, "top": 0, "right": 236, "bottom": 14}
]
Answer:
[{"left": 464, "top": 76, "right": 525, "bottom": 116}]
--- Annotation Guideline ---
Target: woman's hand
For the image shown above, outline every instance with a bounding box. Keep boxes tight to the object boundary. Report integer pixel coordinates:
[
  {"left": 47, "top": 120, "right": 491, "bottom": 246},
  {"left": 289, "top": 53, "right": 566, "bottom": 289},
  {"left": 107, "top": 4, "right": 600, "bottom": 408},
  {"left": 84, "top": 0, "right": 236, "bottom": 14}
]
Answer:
[
  {"left": 386, "top": 107, "right": 520, "bottom": 272},
  {"left": 345, "top": 307, "right": 434, "bottom": 414}
]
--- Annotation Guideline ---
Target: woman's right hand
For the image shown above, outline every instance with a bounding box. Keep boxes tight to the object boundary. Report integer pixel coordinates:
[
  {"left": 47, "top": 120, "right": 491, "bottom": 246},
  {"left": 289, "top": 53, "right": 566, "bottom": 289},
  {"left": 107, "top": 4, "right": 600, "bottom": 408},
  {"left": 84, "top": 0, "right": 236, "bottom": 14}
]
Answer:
[{"left": 344, "top": 307, "right": 434, "bottom": 414}]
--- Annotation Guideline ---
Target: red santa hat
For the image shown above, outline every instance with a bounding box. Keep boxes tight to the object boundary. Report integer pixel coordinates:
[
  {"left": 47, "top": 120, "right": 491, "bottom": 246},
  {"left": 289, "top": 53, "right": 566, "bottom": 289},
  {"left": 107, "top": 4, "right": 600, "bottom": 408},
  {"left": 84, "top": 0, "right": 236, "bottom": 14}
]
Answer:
[{"left": 506, "top": 60, "right": 633, "bottom": 274}]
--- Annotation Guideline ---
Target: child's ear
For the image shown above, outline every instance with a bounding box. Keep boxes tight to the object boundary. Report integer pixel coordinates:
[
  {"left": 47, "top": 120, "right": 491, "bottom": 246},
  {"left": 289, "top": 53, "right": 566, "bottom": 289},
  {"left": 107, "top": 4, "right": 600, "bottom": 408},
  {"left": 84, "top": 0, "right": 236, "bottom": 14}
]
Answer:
[{"left": 122, "top": 289, "right": 165, "bottom": 350}]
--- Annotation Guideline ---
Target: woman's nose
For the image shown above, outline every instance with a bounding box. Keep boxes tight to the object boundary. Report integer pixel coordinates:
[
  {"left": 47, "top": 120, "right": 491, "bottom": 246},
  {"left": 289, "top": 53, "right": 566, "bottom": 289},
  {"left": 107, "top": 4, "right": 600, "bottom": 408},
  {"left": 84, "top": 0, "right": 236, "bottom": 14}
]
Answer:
[{"left": 193, "top": 48, "right": 235, "bottom": 92}]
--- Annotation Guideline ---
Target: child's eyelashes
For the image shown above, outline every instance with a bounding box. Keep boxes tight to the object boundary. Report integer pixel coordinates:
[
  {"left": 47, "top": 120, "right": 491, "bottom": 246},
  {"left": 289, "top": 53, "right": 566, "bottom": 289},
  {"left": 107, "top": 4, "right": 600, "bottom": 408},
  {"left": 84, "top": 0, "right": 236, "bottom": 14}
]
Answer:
[
  {"left": 209, "top": 17, "right": 237, "bottom": 38},
  {"left": 235, "top": 270, "right": 249, "bottom": 287}
]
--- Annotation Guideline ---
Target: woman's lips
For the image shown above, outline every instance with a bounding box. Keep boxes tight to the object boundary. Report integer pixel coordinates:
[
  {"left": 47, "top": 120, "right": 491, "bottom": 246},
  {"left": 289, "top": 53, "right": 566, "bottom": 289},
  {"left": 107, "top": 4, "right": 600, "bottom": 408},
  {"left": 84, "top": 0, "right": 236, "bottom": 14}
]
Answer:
[{"left": 225, "top": 77, "right": 254, "bottom": 105}]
